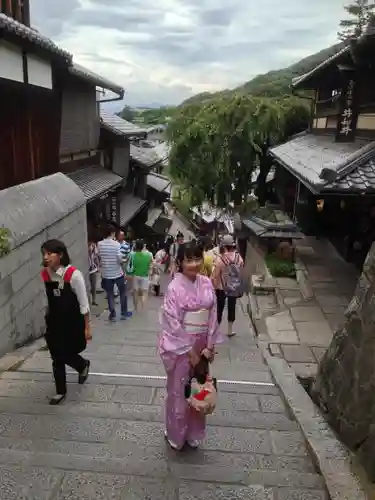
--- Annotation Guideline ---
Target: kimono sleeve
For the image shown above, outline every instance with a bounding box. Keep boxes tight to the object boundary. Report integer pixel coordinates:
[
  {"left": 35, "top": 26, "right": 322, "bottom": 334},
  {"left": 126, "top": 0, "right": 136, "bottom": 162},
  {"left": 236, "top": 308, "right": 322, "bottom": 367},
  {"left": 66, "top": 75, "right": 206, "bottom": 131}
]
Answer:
[{"left": 160, "top": 285, "right": 193, "bottom": 355}]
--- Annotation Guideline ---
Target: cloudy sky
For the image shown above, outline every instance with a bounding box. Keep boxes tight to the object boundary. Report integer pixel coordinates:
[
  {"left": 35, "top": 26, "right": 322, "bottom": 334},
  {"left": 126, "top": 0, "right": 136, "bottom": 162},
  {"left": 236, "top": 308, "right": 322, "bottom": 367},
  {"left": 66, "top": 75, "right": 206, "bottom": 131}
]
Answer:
[{"left": 31, "top": 0, "right": 347, "bottom": 107}]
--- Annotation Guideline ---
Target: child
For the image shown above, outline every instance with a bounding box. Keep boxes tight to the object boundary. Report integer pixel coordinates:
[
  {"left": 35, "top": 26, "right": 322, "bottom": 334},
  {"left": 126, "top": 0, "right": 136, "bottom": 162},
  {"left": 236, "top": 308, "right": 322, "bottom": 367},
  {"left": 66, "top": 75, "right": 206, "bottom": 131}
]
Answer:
[{"left": 41, "top": 239, "right": 92, "bottom": 405}]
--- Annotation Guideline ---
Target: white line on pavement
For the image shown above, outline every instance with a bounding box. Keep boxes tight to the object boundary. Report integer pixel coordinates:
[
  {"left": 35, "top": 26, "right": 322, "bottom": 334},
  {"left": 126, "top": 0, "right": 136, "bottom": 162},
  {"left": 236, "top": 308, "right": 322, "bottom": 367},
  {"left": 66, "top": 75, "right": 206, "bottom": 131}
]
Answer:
[{"left": 69, "top": 371, "right": 275, "bottom": 386}]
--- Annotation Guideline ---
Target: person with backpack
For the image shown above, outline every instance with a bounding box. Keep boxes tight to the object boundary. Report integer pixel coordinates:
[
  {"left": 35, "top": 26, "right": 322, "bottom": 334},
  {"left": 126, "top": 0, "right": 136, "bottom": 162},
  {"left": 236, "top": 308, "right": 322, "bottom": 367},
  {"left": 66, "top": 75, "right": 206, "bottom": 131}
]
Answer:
[
  {"left": 41, "top": 239, "right": 91, "bottom": 405},
  {"left": 211, "top": 234, "right": 244, "bottom": 337}
]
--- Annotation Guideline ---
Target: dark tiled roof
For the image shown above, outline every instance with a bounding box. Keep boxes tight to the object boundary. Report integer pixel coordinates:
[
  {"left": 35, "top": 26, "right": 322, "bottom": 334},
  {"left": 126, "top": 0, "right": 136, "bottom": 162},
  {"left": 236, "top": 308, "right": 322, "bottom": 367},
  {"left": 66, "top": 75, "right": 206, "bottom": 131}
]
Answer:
[
  {"left": 67, "top": 166, "right": 123, "bottom": 201},
  {"left": 242, "top": 214, "right": 304, "bottom": 239},
  {"left": 0, "top": 14, "right": 71, "bottom": 61},
  {"left": 147, "top": 173, "right": 171, "bottom": 193},
  {"left": 269, "top": 133, "right": 375, "bottom": 192},
  {"left": 100, "top": 112, "right": 147, "bottom": 138},
  {"left": 130, "top": 144, "right": 165, "bottom": 167},
  {"left": 119, "top": 193, "right": 146, "bottom": 226},
  {"left": 292, "top": 46, "right": 349, "bottom": 89},
  {"left": 70, "top": 63, "right": 124, "bottom": 97},
  {"left": 324, "top": 156, "right": 375, "bottom": 192}
]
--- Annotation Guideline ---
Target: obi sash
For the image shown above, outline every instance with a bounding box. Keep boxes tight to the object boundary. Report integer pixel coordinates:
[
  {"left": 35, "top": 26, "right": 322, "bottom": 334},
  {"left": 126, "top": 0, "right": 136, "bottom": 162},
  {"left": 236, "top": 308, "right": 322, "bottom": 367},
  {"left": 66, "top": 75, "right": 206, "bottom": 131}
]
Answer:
[{"left": 183, "top": 309, "right": 209, "bottom": 335}]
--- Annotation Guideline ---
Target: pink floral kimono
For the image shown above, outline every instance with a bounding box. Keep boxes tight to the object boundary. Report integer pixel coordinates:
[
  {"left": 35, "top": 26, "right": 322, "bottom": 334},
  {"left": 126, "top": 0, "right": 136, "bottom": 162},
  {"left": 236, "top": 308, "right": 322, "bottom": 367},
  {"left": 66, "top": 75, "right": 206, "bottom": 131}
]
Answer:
[{"left": 159, "top": 272, "right": 223, "bottom": 448}]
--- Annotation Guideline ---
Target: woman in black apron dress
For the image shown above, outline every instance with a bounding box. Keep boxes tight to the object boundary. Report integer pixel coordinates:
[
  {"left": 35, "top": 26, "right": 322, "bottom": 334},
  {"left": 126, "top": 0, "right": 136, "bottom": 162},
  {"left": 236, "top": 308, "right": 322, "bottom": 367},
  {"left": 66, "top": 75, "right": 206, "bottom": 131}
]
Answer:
[{"left": 41, "top": 239, "right": 91, "bottom": 405}]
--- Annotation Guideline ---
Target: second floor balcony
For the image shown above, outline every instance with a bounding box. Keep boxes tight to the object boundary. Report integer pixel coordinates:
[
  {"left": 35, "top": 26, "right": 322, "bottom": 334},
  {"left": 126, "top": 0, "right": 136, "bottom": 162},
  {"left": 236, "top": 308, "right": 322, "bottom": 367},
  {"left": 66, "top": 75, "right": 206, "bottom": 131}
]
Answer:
[{"left": 0, "top": 0, "right": 29, "bottom": 26}]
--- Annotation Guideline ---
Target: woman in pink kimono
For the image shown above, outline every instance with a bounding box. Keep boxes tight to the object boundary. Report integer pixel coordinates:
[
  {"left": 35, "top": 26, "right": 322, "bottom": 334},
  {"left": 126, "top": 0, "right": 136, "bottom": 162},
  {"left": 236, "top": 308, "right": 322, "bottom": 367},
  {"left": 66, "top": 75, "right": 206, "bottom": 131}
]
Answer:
[{"left": 159, "top": 241, "right": 223, "bottom": 450}]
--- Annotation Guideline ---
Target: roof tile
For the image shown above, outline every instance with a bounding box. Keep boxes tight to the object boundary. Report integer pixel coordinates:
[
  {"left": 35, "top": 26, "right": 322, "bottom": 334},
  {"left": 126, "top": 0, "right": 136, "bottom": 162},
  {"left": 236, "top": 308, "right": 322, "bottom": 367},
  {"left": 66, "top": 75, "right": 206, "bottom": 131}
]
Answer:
[
  {"left": 100, "top": 111, "right": 148, "bottom": 138},
  {"left": 147, "top": 173, "right": 171, "bottom": 192},
  {"left": 0, "top": 13, "right": 71, "bottom": 61},
  {"left": 67, "top": 165, "right": 123, "bottom": 201},
  {"left": 270, "top": 133, "right": 375, "bottom": 190},
  {"left": 70, "top": 63, "right": 124, "bottom": 96}
]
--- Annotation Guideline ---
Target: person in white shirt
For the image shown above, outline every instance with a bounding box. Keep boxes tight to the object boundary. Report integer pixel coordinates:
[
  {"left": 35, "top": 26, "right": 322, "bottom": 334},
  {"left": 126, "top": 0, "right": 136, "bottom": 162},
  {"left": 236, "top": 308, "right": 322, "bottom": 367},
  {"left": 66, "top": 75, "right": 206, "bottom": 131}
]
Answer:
[
  {"left": 98, "top": 225, "right": 132, "bottom": 322},
  {"left": 41, "top": 239, "right": 91, "bottom": 405}
]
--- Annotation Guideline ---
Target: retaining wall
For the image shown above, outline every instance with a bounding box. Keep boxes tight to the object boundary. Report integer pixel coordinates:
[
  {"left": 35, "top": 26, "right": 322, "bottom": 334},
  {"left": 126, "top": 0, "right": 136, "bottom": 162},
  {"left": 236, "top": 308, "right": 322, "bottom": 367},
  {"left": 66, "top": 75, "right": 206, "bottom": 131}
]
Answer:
[{"left": 0, "top": 173, "right": 87, "bottom": 356}]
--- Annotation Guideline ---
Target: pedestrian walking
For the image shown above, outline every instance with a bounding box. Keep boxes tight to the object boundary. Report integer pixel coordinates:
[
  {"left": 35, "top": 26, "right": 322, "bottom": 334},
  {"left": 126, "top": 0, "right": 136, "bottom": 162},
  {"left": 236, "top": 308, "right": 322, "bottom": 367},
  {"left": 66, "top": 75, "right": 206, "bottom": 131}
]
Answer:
[
  {"left": 127, "top": 239, "right": 153, "bottom": 311},
  {"left": 117, "top": 230, "right": 132, "bottom": 271},
  {"left": 169, "top": 232, "right": 184, "bottom": 277},
  {"left": 88, "top": 239, "right": 100, "bottom": 306},
  {"left": 150, "top": 245, "right": 168, "bottom": 296},
  {"left": 159, "top": 241, "right": 223, "bottom": 450},
  {"left": 41, "top": 239, "right": 91, "bottom": 405},
  {"left": 211, "top": 235, "right": 244, "bottom": 337},
  {"left": 198, "top": 236, "right": 214, "bottom": 277},
  {"left": 98, "top": 225, "right": 132, "bottom": 321}
]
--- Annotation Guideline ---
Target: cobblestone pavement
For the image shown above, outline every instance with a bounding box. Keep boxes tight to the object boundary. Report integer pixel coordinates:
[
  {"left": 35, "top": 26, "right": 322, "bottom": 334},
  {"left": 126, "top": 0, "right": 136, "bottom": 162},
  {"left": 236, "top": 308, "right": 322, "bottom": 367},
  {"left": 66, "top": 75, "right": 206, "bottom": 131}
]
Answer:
[{"left": 0, "top": 282, "right": 328, "bottom": 499}]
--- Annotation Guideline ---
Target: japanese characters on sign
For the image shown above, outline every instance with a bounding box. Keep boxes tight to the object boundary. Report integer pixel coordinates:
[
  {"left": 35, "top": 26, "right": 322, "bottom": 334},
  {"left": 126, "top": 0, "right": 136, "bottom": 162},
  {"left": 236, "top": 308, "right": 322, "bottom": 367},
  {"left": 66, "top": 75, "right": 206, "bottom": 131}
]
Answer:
[
  {"left": 108, "top": 193, "right": 120, "bottom": 225},
  {"left": 335, "top": 78, "right": 358, "bottom": 142}
]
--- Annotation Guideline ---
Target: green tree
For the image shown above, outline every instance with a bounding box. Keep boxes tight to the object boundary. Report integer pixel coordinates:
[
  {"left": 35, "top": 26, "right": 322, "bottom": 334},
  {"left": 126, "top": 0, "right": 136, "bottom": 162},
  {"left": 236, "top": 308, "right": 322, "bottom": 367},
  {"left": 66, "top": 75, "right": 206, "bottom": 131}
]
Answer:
[
  {"left": 338, "top": 0, "right": 375, "bottom": 41},
  {"left": 118, "top": 106, "right": 136, "bottom": 122},
  {"left": 255, "top": 97, "right": 310, "bottom": 205},
  {"left": 167, "top": 96, "right": 301, "bottom": 208}
]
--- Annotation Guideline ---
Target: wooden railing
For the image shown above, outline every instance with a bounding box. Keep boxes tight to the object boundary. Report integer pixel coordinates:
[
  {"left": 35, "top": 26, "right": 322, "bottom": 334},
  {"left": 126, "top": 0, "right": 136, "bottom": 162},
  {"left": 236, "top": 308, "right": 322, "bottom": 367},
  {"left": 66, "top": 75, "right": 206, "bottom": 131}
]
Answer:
[{"left": 0, "top": 0, "right": 30, "bottom": 25}]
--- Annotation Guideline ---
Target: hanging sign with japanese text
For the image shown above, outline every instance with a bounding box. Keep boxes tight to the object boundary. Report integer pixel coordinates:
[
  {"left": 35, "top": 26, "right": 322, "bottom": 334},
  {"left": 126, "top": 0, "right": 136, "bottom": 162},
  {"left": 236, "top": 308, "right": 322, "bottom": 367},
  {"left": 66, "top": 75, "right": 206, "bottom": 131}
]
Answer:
[
  {"left": 335, "top": 76, "right": 358, "bottom": 142},
  {"left": 109, "top": 193, "right": 120, "bottom": 225}
]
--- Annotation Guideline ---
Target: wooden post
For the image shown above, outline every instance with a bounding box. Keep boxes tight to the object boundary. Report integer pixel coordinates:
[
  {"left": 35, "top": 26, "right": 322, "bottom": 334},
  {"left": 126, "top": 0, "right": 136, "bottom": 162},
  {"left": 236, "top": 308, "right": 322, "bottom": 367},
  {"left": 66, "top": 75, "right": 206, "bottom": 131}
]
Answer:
[
  {"left": 21, "top": 0, "right": 30, "bottom": 25},
  {"left": 5, "top": 0, "right": 12, "bottom": 16}
]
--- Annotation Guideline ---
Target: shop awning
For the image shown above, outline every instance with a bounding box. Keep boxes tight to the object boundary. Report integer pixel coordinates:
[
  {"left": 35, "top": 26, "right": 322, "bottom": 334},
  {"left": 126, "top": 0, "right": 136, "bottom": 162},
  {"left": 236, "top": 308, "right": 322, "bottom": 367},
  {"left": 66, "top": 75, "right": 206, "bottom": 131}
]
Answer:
[
  {"left": 67, "top": 166, "right": 123, "bottom": 202},
  {"left": 147, "top": 173, "right": 171, "bottom": 193},
  {"left": 119, "top": 193, "right": 146, "bottom": 227},
  {"left": 146, "top": 208, "right": 163, "bottom": 227},
  {"left": 146, "top": 208, "right": 172, "bottom": 233}
]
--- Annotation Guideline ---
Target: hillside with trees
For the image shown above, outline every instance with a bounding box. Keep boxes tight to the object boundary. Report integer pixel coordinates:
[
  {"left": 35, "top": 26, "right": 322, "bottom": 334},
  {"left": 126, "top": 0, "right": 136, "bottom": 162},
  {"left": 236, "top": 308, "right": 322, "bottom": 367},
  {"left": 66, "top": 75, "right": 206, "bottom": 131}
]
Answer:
[
  {"left": 180, "top": 42, "right": 344, "bottom": 107},
  {"left": 118, "top": 42, "right": 345, "bottom": 122}
]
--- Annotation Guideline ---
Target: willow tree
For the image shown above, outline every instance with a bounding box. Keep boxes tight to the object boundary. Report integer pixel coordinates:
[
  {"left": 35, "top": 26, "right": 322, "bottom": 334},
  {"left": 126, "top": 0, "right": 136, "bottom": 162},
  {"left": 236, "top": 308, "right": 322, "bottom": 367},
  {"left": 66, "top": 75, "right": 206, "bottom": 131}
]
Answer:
[
  {"left": 167, "top": 95, "right": 288, "bottom": 208},
  {"left": 255, "top": 97, "right": 311, "bottom": 205}
]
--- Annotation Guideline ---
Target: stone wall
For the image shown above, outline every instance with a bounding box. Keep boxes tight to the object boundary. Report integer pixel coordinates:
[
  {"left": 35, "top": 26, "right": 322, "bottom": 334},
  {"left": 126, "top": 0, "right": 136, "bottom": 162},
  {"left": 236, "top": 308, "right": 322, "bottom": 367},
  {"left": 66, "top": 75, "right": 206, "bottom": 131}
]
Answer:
[
  {"left": 244, "top": 236, "right": 269, "bottom": 288},
  {"left": 0, "top": 173, "right": 87, "bottom": 357},
  {"left": 312, "top": 241, "right": 375, "bottom": 480}
]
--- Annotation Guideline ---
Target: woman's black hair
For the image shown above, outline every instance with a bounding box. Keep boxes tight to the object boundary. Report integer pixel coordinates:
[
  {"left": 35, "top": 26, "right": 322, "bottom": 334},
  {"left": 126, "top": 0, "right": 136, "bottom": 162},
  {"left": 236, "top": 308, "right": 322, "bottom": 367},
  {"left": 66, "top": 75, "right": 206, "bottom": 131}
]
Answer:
[
  {"left": 134, "top": 239, "right": 144, "bottom": 252},
  {"left": 176, "top": 241, "right": 203, "bottom": 273},
  {"left": 41, "top": 239, "right": 71, "bottom": 267}
]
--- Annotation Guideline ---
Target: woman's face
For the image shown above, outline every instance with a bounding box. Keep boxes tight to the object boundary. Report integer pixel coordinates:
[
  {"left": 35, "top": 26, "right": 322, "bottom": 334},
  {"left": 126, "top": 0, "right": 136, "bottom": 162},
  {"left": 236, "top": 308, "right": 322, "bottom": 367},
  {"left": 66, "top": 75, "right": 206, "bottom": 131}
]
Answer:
[
  {"left": 181, "top": 254, "right": 203, "bottom": 280},
  {"left": 42, "top": 250, "right": 61, "bottom": 269}
]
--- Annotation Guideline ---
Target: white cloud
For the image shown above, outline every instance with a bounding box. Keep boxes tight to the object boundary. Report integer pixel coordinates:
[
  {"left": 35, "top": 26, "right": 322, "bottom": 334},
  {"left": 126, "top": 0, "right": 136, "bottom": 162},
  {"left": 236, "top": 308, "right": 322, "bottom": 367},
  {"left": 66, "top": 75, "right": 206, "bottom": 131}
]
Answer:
[{"left": 30, "top": 0, "right": 348, "bottom": 107}]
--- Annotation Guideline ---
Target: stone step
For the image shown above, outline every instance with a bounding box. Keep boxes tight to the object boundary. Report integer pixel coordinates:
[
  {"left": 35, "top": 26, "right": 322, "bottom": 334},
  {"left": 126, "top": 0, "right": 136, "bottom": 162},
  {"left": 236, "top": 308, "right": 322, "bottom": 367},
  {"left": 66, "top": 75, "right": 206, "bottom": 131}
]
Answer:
[
  {"left": 1, "top": 370, "right": 281, "bottom": 394},
  {"left": 0, "top": 395, "right": 298, "bottom": 431},
  {"left": 0, "top": 446, "right": 325, "bottom": 489},
  {"left": 0, "top": 461, "right": 328, "bottom": 500},
  {"left": 30, "top": 350, "right": 267, "bottom": 370}
]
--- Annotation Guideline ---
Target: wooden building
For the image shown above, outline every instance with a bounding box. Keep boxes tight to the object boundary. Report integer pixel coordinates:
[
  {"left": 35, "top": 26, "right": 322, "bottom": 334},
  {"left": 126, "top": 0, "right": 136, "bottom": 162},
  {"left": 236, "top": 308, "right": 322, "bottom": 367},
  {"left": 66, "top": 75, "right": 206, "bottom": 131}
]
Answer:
[
  {"left": 99, "top": 113, "right": 158, "bottom": 238},
  {"left": 54, "top": 64, "right": 125, "bottom": 241},
  {"left": 0, "top": 4, "right": 71, "bottom": 190},
  {"left": 145, "top": 172, "right": 172, "bottom": 242},
  {"left": 269, "top": 29, "right": 375, "bottom": 269}
]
